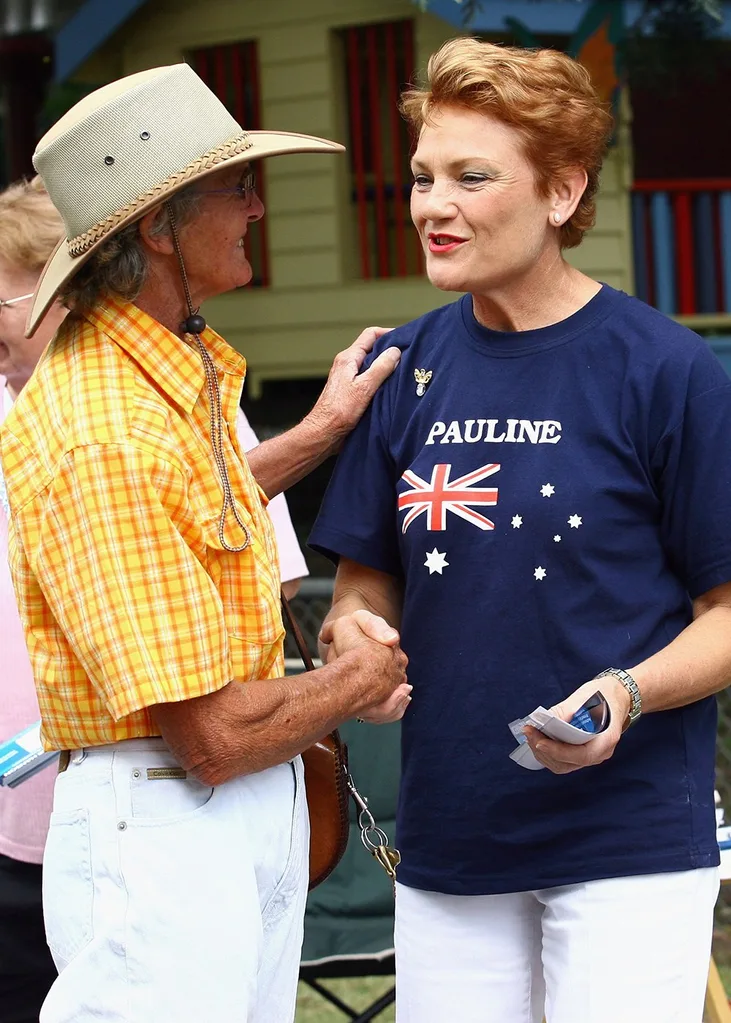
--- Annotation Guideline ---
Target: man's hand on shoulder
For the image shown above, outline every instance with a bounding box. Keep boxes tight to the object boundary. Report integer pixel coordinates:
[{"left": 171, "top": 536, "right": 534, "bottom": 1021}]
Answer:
[{"left": 308, "top": 327, "right": 401, "bottom": 452}]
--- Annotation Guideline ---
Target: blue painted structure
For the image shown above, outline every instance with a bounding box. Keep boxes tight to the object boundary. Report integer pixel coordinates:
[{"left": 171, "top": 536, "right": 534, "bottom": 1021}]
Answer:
[
  {"left": 650, "top": 193, "right": 676, "bottom": 316},
  {"left": 421, "top": 0, "right": 731, "bottom": 37},
  {"left": 57, "top": 1, "right": 731, "bottom": 87},
  {"left": 710, "top": 339, "right": 731, "bottom": 378},
  {"left": 722, "top": 196, "right": 731, "bottom": 313},
  {"left": 632, "top": 187, "right": 731, "bottom": 317},
  {"left": 54, "top": 0, "right": 149, "bottom": 82}
]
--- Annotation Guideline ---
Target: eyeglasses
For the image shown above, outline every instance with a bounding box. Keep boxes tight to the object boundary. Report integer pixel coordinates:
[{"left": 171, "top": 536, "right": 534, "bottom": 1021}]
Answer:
[
  {"left": 0, "top": 292, "right": 34, "bottom": 318},
  {"left": 194, "top": 171, "right": 257, "bottom": 207}
]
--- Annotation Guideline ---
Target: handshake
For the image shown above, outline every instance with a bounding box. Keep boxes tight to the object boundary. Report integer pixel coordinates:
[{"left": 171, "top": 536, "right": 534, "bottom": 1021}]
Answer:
[{"left": 318, "top": 609, "right": 412, "bottom": 725}]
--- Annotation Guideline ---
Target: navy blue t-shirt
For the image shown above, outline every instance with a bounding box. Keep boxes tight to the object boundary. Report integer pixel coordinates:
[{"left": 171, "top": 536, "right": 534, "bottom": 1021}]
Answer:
[{"left": 310, "top": 286, "right": 731, "bottom": 896}]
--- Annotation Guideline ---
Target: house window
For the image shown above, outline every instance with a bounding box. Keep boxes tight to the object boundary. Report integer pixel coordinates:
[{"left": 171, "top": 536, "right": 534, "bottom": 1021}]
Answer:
[
  {"left": 188, "top": 41, "right": 269, "bottom": 288},
  {"left": 339, "top": 20, "right": 423, "bottom": 279}
]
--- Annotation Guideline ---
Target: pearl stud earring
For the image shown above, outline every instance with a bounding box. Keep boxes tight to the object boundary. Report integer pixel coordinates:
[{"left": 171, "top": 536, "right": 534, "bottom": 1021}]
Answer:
[{"left": 552, "top": 212, "right": 561, "bottom": 224}]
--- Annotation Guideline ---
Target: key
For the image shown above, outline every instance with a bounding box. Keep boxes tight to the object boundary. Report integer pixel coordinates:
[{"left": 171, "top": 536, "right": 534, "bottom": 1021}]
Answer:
[{"left": 372, "top": 844, "right": 401, "bottom": 895}]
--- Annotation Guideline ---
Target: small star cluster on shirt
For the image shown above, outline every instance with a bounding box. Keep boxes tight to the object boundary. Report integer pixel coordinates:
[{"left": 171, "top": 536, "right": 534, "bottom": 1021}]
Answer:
[
  {"left": 416, "top": 473, "right": 585, "bottom": 583},
  {"left": 507, "top": 483, "right": 585, "bottom": 585}
]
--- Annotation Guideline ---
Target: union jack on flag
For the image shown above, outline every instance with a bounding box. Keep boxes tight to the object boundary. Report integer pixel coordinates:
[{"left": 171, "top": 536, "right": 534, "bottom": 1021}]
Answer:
[{"left": 398, "top": 462, "right": 500, "bottom": 533}]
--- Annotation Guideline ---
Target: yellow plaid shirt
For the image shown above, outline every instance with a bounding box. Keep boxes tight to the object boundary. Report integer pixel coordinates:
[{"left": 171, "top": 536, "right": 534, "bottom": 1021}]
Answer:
[{"left": 1, "top": 298, "right": 284, "bottom": 751}]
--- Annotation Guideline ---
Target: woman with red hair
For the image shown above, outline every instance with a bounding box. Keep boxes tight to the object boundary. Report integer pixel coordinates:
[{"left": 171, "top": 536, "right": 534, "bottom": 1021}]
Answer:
[{"left": 312, "top": 38, "right": 731, "bottom": 1023}]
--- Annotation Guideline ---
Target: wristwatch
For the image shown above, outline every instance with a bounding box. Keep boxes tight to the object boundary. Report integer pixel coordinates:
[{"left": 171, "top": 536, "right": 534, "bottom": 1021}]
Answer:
[{"left": 595, "top": 667, "right": 642, "bottom": 730}]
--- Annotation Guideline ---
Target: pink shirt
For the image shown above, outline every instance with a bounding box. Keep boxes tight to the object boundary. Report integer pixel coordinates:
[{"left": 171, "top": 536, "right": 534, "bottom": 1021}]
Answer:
[
  {"left": 0, "top": 377, "right": 55, "bottom": 863},
  {"left": 0, "top": 396, "right": 307, "bottom": 863},
  {"left": 236, "top": 409, "right": 308, "bottom": 585}
]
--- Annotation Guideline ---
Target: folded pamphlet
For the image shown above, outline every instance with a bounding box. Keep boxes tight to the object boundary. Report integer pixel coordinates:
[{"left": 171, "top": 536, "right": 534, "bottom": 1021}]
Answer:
[{"left": 508, "top": 699, "right": 609, "bottom": 771}]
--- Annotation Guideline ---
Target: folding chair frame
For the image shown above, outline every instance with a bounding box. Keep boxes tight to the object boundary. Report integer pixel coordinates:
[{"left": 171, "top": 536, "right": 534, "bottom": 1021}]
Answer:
[{"left": 299, "top": 953, "right": 395, "bottom": 1022}]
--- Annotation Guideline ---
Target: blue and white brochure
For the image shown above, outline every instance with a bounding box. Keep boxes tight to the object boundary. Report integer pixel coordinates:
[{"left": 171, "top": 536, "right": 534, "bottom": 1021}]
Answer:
[{"left": 0, "top": 722, "right": 58, "bottom": 787}]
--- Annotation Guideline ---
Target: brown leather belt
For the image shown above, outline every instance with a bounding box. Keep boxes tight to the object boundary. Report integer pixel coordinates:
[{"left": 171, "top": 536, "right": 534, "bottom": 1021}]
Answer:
[{"left": 58, "top": 750, "right": 70, "bottom": 773}]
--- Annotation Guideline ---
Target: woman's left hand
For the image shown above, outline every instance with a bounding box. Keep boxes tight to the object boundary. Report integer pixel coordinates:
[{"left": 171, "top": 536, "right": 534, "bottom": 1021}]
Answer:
[{"left": 523, "top": 676, "right": 632, "bottom": 774}]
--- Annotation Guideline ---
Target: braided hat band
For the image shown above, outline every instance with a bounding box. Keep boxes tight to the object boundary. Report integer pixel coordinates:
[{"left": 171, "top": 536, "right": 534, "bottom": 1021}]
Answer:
[{"left": 67, "top": 133, "right": 253, "bottom": 258}]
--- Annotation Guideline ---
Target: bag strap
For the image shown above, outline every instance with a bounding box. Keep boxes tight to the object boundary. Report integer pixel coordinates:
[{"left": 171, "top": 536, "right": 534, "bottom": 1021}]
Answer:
[{"left": 281, "top": 592, "right": 316, "bottom": 672}]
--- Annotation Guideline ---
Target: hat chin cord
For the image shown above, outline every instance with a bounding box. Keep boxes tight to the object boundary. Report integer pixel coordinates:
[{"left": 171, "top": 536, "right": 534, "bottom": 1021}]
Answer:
[{"left": 165, "top": 200, "right": 251, "bottom": 553}]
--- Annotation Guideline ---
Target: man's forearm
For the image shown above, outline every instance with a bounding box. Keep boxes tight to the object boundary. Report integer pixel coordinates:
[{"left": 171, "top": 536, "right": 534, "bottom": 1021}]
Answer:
[
  {"left": 243, "top": 327, "right": 401, "bottom": 498},
  {"left": 152, "top": 643, "right": 401, "bottom": 784},
  {"left": 245, "top": 415, "right": 339, "bottom": 499}
]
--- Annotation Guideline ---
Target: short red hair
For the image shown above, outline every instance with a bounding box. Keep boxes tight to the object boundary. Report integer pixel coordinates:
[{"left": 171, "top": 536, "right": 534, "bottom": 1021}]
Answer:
[{"left": 401, "top": 38, "right": 614, "bottom": 249}]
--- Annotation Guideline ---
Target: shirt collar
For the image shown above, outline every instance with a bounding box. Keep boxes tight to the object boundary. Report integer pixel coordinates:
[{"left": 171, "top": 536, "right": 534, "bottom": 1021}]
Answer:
[{"left": 87, "top": 298, "right": 247, "bottom": 415}]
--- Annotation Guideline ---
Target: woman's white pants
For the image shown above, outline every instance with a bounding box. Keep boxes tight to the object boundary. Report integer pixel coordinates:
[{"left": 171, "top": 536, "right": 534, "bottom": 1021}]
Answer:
[
  {"left": 40, "top": 740, "right": 309, "bottom": 1023},
  {"left": 395, "top": 868, "right": 719, "bottom": 1023}
]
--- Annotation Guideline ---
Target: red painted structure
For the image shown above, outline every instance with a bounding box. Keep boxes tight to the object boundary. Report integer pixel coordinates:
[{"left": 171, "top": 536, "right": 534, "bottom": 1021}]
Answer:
[
  {"left": 632, "top": 178, "right": 731, "bottom": 317},
  {"left": 343, "top": 20, "right": 422, "bottom": 279},
  {"left": 190, "top": 41, "right": 270, "bottom": 288}
]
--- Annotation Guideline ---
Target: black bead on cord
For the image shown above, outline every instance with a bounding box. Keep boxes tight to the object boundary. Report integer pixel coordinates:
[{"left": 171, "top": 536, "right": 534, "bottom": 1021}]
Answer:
[{"left": 182, "top": 312, "right": 206, "bottom": 334}]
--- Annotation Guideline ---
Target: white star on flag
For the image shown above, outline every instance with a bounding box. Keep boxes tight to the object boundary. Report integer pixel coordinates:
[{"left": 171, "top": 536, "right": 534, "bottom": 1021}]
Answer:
[
  {"left": 511, "top": 514, "right": 523, "bottom": 528},
  {"left": 553, "top": 535, "right": 562, "bottom": 542},
  {"left": 540, "top": 483, "right": 555, "bottom": 498},
  {"left": 534, "top": 566, "right": 547, "bottom": 580},
  {"left": 424, "top": 548, "right": 449, "bottom": 575},
  {"left": 568, "top": 514, "right": 583, "bottom": 529}
]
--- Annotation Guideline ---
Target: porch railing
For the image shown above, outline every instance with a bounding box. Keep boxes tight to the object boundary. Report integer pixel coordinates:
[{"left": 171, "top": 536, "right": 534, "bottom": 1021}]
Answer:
[{"left": 631, "top": 179, "right": 731, "bottom": 318}]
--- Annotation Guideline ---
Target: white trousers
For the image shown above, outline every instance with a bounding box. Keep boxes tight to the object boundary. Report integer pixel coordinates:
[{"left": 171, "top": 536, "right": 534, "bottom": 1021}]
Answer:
[
  {"left": 395, "top": 867, "right": 719, "bottom": 1023},
  {"left": 40, "top": 740, "right": 309, "bottom": 1023}
]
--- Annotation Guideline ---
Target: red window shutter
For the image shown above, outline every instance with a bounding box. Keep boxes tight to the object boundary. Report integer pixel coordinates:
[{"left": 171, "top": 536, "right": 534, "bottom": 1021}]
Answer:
[{"left": 189, "top": 41, "right": 270, "bottom": 288}]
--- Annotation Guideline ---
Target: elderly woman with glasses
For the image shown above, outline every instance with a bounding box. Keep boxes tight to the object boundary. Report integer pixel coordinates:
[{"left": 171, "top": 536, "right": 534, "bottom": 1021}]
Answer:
[
  {"left": 312, "top": 38, "right": 731, "bottom": 1023},
  {"left": 0, "top": 176, "right": 66, "bottom": 1023}
]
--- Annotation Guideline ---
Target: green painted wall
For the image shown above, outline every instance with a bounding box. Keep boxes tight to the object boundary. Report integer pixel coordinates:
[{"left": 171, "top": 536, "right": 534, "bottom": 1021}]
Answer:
[{"left": 80, "top": 0, "right": 634, "bottom": 396}]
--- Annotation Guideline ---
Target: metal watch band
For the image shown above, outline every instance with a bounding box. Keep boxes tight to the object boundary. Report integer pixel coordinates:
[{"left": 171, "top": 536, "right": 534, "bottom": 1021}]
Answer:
[{"left": 595, "top": 667, "right": 642, "bottom": 727}]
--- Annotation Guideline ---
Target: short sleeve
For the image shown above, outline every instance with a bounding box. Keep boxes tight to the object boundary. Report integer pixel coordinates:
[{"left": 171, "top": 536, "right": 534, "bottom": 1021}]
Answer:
[
  {"left": 309, "top": 377, "right": 402, "bottom": 576},
  {"left": 27, "top": 443, "right": 232, "bottom": 720},
  {"left": 653, "top": 360, "right": 731, "bottom": 598}
]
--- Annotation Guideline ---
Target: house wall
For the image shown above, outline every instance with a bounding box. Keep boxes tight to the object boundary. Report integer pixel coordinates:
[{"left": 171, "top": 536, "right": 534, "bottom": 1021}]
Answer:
[{"left": 78, "top": 0, "right": 635, "bottom": 396}]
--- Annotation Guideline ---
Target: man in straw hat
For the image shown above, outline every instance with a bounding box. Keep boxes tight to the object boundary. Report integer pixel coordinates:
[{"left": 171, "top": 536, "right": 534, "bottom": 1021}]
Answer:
[{"left": 0, "top": 64, "right": 411, "bottom": 1022}]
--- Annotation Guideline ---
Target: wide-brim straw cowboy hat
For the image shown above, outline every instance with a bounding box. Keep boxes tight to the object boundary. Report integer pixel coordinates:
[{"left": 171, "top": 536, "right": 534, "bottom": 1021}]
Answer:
[{"left": 26, "top": 63, "right": 345, "bottom": 337}]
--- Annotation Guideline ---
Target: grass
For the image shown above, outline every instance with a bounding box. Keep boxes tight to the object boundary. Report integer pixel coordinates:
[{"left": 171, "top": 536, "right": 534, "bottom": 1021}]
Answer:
[{"left": 296, "top": 978, "right": 395, "bottom": 1022}]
